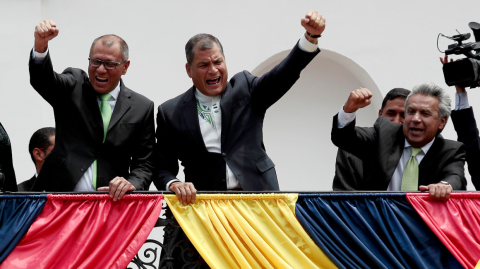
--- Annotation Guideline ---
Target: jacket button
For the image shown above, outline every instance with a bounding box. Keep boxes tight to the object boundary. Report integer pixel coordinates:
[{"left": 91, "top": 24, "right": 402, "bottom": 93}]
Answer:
[
  {"left": 81, "top": 167, "right": 86, "bottom": 172},
  {"left": 222, "top": 153, "right": 226, "bottom": 157}
]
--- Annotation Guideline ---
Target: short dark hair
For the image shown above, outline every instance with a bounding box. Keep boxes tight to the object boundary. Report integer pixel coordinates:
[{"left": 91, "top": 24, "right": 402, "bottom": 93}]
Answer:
[
  {"left": 381, "top": 88, "right": 411, "bottom": 110},
  {"left": 90, "top": 34, "right": 129, "bottom": 62},
  {"left": 185, "top": 33, "right": 224, "bottom": 66},
  {"left": 29, "top": 127, "right": 55, "bottom": 164}
]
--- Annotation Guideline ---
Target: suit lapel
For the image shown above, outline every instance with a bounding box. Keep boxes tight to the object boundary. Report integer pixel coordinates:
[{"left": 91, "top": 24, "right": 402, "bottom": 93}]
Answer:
[
  {"left": 82, "top": 82, "right": 104, "bottom": 139},
  {"left": 108, "top": 80, "right": 131, "bottom": 132},
  {"left": 182, "top": 86, "right": 208, "bottom": 151},
  {"left": 418, "top": 135, "right": 442, "bottom": 185},
  {"left": 220, "top": 83, "right": 233, "bottom": 145}
]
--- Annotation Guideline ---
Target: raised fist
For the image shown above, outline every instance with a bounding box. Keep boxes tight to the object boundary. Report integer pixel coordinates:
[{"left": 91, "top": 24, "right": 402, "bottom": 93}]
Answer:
[
  {"left": 343, "top": 87, "right": 373, "bottom": 113},
  {"left": 301, "top": 11, "right": 326, "bottom": 36},
  {"left": 34, "top": 20, "right": 59, "bottom": 53}
]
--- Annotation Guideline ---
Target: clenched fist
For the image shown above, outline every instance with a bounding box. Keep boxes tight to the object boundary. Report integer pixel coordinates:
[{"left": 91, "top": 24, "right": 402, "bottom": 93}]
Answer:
[
  {"left": 34, "top": 20, "right": 59, "bottom": 53},
  {"left": 301, "top": 11, "right": 326, "bottom": 40},
  {"left": 343, "top": 87, "right": 373, "bottom": 113}
]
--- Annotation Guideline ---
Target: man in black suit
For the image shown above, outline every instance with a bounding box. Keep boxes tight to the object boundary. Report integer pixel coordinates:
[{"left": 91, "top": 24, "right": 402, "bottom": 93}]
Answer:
[
  {"left": 29, "top": 20, "right": 155, "bottom": 200},
  {"left": 154, "top": 11, "right": 325, "bottom": 204},
  {"left": 0, "top": 122, "right": 17, "bottom": 192},
  {"left": 18, "top": 127, "right": 55, "bottom": 191},
  {"left": 441, "top": 55, "right": 480, "bottom": 190},
  {"left": 333, "top": 88, "right": 410, "bottom": 191},
  {"left": 332, "top": 83, "right": 466, "bottom": 201}
]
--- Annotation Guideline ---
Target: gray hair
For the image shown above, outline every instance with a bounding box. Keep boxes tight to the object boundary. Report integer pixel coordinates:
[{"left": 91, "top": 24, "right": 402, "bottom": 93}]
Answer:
[
  {"left": 185, "top": 33, "right": 224, "bottom": 66},
  {"left": 405, "top": 82, "right": 451, "bottom": 122},
  {"left": 90, "top": 34, "right": 129, "bottom": 62}
]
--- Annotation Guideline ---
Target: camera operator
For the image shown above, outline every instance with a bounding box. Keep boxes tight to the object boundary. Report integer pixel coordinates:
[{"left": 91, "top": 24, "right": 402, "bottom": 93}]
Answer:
[{"left": 441, "top": 55, "right": 480, "bottom": 190}]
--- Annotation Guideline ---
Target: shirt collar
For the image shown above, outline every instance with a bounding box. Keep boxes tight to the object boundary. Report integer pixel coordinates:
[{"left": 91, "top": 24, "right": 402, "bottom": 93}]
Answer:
[
  {"left": 404, "top": 137, "right": 435, "bottom": 154},
  {"left": 97, "top": 83, "right": 120, "bottom": 101},
  {"left": 108, "top": 83, "right": 120, "bottom": 101},
  {"left": 195, "top": 88, "right": 221, "bottom": 104}
]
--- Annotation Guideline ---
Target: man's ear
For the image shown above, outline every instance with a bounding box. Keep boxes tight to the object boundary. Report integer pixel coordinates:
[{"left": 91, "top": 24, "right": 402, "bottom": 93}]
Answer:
[
  {"left": 378, "top": 109, "right": 383, "bottom": 117},
  {"left": 186, "top": 63, "right": 192, "bottom": 78},
  {"left": 33, "top": 148, "right": 44, "bottom": 162},
  {"left": 438, "top": 116, "right": 447, "bottom": 130},
  {"left": 122, "top": 60, "right": 130, "bottom": 75}
]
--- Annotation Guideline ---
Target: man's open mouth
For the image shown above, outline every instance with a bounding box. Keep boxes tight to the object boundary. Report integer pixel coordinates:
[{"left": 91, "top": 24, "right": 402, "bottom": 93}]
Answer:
[
  {"left": 96, "top": 77, "right": 108, "bottom": 84},
  {"left": 206, "top": 77, "right": 220, "bottom": 86},
  {"left": 410, "top": 128, "right": 423, "bottom": 134}
]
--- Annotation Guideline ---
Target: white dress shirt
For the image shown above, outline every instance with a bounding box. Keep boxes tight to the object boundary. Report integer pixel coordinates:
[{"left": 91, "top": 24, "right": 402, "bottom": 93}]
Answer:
[{"left": 33, "top": 47, "right": 120, "bottom": 191}]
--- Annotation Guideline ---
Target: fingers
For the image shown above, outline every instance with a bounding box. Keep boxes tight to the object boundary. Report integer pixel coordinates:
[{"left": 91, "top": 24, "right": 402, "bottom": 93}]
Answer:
[
  {"left": 424, "top": 183, "right": 452, "bottom": 202},
  {"left": 35, "top": 20, "right": 58, "bottom": 39},
  {"left": 301, "top": 11, "right": 326, "bottom": 36},
  {"left": 34, "top": 20, "right": 59, "bottom": 53},
  {"left": 418, "top": 185, "right": 428, "bottom": 191},
  {"left": 169, "top": 182, "right": 197, "bottom": 205},
  {"left": 105, "top": 177, "right": 135, "bottom": 201},
  {"left": 344, "top": 87, "right": 373, "bottom": 113}
]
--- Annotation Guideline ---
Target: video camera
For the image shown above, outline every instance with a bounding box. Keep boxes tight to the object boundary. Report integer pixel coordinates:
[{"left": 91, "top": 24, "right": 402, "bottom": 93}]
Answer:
[{"left": 442, "top": 22, "right": 480, "bottom": 88}]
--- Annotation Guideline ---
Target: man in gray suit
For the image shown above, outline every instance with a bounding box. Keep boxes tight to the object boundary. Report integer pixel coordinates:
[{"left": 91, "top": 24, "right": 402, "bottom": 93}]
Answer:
[
  {"left": 333, "top": 88, "right": 410, "bottom": 190},
  {"left": 332, "top": 83, "right": 466, "bottom": 201}
]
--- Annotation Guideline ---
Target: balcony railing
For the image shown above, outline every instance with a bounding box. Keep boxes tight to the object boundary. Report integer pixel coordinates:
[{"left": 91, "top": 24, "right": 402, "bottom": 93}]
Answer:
[{"left": 2, "top": 190, "right": 474, "bottom": 269}]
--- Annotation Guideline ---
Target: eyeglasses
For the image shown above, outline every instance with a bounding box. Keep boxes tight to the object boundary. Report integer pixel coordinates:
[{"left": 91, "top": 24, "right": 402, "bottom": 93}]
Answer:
[{"left": 88, "top": 57, "right": 126, "bottom": 70}]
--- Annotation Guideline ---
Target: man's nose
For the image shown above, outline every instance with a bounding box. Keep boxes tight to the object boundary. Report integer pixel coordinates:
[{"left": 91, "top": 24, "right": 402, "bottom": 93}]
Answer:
[
  {"left": 412, "top": 112, "right": 421, "bottom": 122},
  {"left": 208, "top": 64, "right": 217, "bottom": 73}
]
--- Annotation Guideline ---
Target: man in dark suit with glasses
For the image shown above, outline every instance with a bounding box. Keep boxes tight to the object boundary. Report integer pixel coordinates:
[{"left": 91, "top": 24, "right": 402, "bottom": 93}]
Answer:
[{"left": 29, "top": 20, "right": 155, "bottom": 200}]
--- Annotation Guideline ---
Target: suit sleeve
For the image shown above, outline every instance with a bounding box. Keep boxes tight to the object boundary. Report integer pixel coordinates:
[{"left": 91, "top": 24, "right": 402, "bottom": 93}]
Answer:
[
  {"left": 451, "top": 107, "right": 480, "bottom": 190},
  {"left": 248, "top": 41, "right": 320, "bottom": 111},
  {"left": 126, "top": 101, "right": 155, "bottom": 190},
  {"left": 29, "top": 50, "right": 77, "bottom": 105},
  {"left": 153, "top": 105, "right": 179, "bottom": 190},
  {"left": 331, "top": 114, "right": 378, "bottom": 161},
  {"left": 438, "top": 143, "right": 467, "bottom": 190},
  {"left": 332, "top": 149, "right": 364, "bottom": 191}
]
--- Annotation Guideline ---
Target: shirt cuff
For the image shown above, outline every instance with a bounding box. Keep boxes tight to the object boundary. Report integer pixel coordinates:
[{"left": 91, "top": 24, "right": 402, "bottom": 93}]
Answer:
[
  {"left": 32, "top": 46, "right": 48, "bottom": 61},
  {"left": 455, "top": 92, "right": 470, "bottom": 110},
  {"left": 337, "top": 106, "right": 356, "bottom": 128},
  {"left": 298, "top": 35, "right": 318, "bottom": 53},
  {"left": 165, "top": 179, "right": 181, "bottom": 191}
]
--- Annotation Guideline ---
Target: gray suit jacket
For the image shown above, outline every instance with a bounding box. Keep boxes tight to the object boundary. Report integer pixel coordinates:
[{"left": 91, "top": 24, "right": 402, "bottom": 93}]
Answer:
[
  {"left": 333, "top": 149, "right": 365, "bottom": 190},
  {"left": 331, "top": 115, "right": 467, "bottom": 190}
]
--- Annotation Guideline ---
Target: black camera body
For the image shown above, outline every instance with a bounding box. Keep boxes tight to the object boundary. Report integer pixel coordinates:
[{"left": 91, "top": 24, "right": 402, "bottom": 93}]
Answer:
[{"left": 443, "top": 22, "right": 480, "bottom": 88}]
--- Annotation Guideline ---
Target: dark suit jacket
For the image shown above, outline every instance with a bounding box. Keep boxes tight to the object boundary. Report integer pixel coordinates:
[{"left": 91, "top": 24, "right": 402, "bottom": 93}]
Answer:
[
  {"left": 18, "top": 175, "right": 35, "bottom": 192},
  {"left": 331, "top": 115, "right": 467, "bottom": 190},
  {"left": 29, "top": 52, "right": 155, "bottom": 191},
  {"left": 0, "top": 122, "right": 17, "bottom": 192},
  {"left": 451, "top": 107, "right": 480, "bottom": 190},
  {"left": 154, "top": 42, "right": 319, "bottom": 191},
  {"left": 333, "top": 149, "right": 365, "bottom": 190}
]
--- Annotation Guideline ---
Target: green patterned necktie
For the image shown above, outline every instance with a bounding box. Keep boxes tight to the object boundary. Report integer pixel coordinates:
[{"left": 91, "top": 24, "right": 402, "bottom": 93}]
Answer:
[
  {"left": 196, "top": 98, "right": 217, "bottom": 129},
  {"left": 93, "top": 93, "right": 112, "bottom": 189},
  {"left": 401, "top": 147, "right": 422, "bottom": 191}
]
